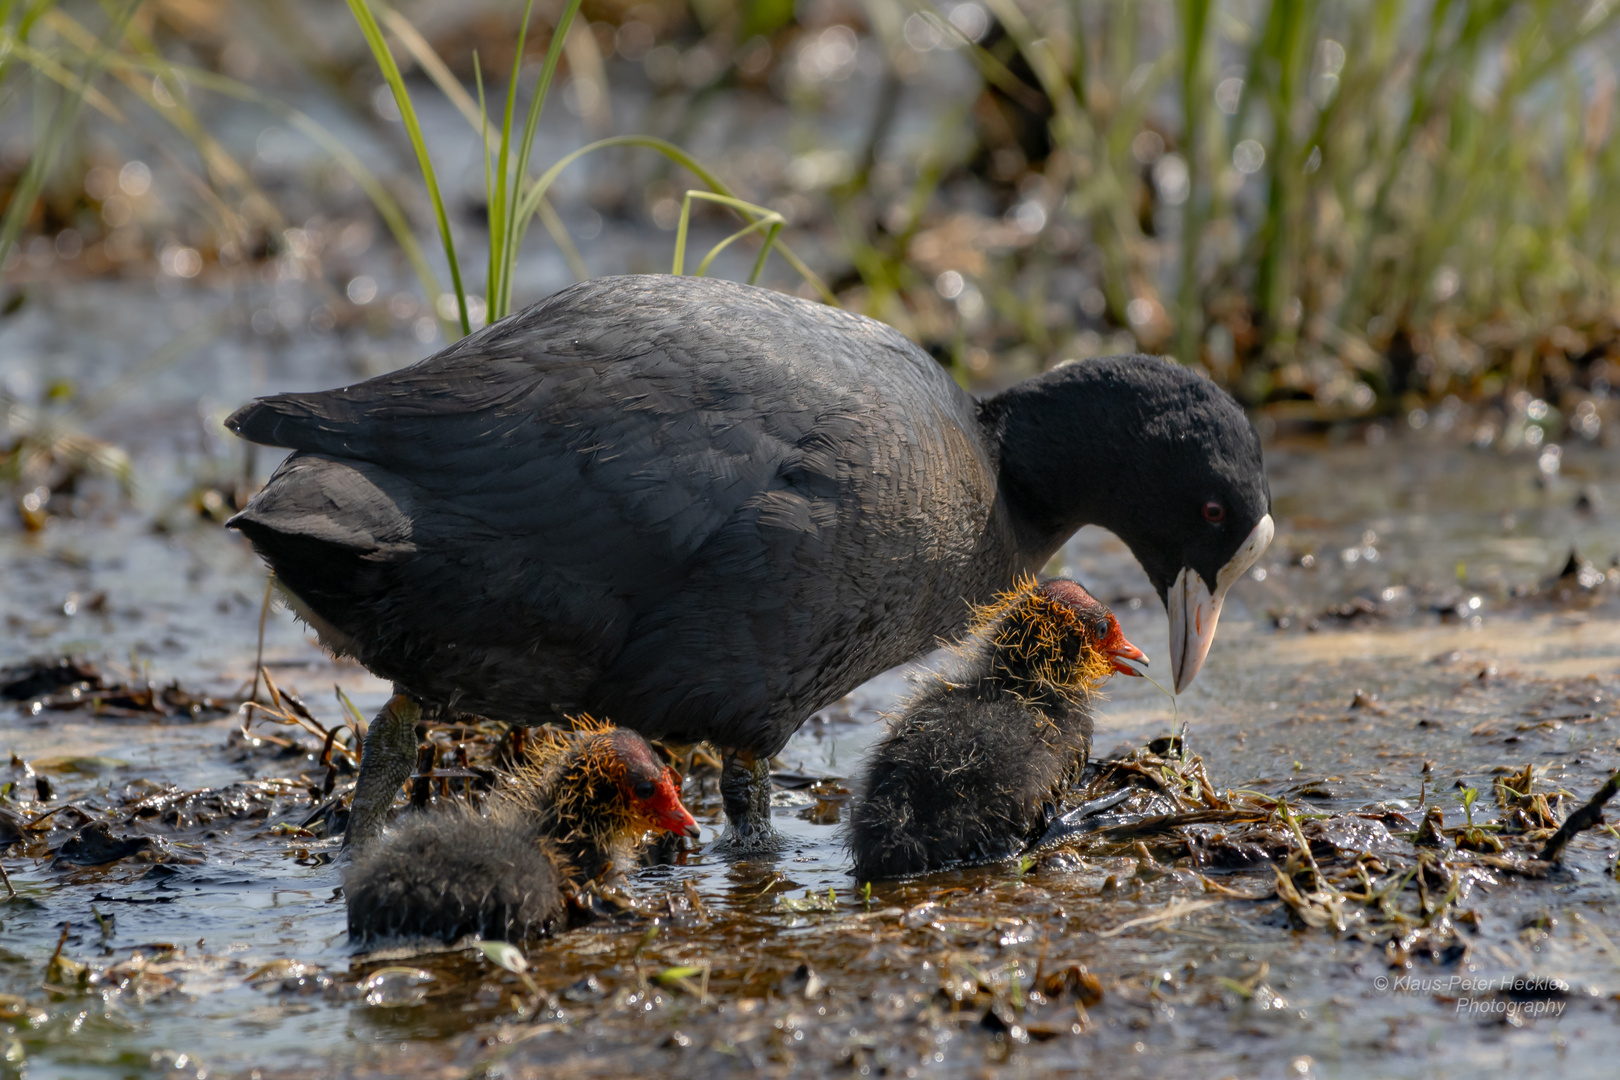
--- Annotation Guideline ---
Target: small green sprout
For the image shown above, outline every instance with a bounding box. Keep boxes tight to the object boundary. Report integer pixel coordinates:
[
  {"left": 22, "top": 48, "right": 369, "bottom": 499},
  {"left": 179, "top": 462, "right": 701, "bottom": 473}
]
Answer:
[{"left": 1459, "top": 786, "right": 1480, "bottom": 827}]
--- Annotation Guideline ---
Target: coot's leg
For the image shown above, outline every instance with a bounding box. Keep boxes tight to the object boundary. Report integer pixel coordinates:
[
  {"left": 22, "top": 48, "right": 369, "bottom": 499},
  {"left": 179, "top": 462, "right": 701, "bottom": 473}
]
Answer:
[
  {"left": 713, "top": 749, "right": 782, "bottom": 852},
  {"left": 342, "top": 692, "right": 422, "bottom": 851}
]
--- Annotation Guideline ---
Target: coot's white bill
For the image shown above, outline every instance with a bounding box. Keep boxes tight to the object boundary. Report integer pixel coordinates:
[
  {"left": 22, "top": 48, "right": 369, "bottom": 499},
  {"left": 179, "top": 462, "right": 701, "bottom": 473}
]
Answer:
[{"left": 1168, "top": 514, "right": 1274, "bottom": 693}]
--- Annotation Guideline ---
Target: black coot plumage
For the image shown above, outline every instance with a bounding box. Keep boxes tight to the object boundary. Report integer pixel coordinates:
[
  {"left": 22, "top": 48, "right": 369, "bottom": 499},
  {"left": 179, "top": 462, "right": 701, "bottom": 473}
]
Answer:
[
  {"left": 226, "top": 275, "right": 1271, "bottom": 849},
  {"left": 848, "top": 578, "right": 1142, "bottom": 881},
  {"left": 345, "top": 720, "right": 699, "bottom": 945}
]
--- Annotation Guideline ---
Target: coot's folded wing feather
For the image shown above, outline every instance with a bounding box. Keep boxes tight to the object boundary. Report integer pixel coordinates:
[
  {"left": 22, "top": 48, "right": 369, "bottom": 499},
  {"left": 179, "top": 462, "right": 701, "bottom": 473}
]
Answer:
[{"left": 226, "top": 278, "right": 833, "bottom": 573}]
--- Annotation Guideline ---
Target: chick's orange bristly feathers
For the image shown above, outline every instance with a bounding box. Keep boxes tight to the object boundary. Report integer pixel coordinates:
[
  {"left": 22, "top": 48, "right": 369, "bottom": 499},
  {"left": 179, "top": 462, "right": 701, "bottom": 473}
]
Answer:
[
  {"left": 965, "top": 575, "right": 1143, "bottom": 701},
  {"left": 510, "top": 717, "right": 697, "bottom": 876}
]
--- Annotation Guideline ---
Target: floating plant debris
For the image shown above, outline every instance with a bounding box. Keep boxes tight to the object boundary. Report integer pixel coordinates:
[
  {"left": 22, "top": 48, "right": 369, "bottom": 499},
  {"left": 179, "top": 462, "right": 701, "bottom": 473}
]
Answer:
[{"left": 4, "top": 655, "right": 236, "bottom": 720}]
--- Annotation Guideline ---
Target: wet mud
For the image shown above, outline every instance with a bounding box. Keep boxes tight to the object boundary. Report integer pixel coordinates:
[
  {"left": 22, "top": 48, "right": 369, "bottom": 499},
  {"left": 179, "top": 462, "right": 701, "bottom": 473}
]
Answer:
[{"left": 3, "top": 436, "right": 1620, "bottom": 1079}]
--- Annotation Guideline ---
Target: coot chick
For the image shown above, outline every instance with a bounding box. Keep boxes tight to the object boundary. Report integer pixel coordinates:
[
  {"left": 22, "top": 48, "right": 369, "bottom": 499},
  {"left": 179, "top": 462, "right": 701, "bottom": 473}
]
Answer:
[
  {"left": 345, "top": 720, "right": 699, "bottom": 945},
  {"left": 848, "top": 578, "right": 1143, "bottom": 881},
  {"left": 226, "top": 274, "right": 1271, "bottom": 850}
]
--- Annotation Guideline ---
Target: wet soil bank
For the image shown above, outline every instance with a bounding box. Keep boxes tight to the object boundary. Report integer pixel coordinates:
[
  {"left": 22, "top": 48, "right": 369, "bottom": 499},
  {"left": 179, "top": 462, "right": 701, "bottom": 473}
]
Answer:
[{"left": 3, "top": 436, "right": 1620, "bottom": 1079}]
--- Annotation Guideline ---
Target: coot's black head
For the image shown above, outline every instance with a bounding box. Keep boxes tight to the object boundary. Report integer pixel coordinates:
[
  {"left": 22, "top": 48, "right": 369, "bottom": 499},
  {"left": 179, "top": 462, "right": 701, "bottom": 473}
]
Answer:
[{"left": 988, "top": 356, "right": 1273, "bottom": 693}]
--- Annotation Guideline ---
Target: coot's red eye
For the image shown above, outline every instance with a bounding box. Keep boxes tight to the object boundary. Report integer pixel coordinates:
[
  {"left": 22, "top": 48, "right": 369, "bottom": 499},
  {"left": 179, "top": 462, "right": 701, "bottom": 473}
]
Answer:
[{"left": 1203, "top": 501, "right": 1226, "bottom": 524}]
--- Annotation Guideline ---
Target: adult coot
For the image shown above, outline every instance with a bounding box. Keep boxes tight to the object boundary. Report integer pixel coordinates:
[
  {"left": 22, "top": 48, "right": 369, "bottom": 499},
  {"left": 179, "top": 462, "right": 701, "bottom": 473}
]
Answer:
[
  {"left": 345, "top": 719, "right": 698, "bottom": 945},
  {"left": 227, "top": 275, "right": 1271, "bottom": 849},
  {"left": 847, "top": 577, "right": 1142, "bottom": 880}
]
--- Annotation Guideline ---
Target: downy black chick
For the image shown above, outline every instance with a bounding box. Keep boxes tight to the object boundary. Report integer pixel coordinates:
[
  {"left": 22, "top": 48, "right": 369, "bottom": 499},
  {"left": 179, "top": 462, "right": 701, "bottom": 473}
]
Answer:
[
  {"left": 848, "top": 578, "right": 1144, "bottom": 881},
  {"left": 345, "top": 720, "right": 699, "bottom": 945}
]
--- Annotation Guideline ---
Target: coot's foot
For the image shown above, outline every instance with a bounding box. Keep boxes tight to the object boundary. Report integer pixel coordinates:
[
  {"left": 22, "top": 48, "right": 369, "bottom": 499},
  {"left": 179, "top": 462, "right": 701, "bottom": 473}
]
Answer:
[
  {"left": 343, "top": 693, "right": 422, "bottom": 851},
  {"left": 1029, "top": 787, "right": 1137, "bottom": 853},
  {"left": 712, "top": 749, "right": 782, "bottom": 853}
]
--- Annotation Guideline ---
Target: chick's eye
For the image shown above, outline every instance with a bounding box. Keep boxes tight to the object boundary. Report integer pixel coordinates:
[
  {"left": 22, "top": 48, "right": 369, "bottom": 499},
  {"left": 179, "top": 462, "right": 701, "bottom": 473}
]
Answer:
[
  {"left": 633, "top": 779, "right": 655, "bottom": 800},
  {"left": 1202, "top": 501, "right": 1226, "bottom": 524}
]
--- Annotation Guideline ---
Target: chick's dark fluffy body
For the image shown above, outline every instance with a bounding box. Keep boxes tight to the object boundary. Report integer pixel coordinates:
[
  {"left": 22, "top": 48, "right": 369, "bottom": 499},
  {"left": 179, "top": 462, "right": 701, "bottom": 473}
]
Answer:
[
  {"left": 344, "top": 806, "right": 563, "bottom": 944},
  {"left": 848, "top": 579, "right": 1120, "bottom": 881},
  {"left": 343, "top": 724, "right": 683, "bottom": 946},
  {"left": 849, "top": 687, "right": 1091, "bottom": 882}
]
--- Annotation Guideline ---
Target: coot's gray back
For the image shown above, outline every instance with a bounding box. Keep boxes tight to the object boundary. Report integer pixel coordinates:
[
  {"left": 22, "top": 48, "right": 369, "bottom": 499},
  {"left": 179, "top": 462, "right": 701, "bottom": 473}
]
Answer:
[{"left": 230, "top": 276, "right": 1018, "bottom": 753}]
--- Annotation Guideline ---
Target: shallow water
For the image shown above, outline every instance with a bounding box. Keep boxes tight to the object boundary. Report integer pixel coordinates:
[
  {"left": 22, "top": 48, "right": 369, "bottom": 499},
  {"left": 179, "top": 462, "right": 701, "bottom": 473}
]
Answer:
[
  {"left": 4, "top": 431, "right": 1620, "bottom": 1079},
  {"left": 5, "top": 15, "right": 1620, "bottom": 1072}
]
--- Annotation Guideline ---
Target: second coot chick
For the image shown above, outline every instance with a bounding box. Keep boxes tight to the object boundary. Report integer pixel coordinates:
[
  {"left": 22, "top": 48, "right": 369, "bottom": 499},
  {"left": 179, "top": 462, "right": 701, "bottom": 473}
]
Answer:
[
  {"left": 345, "top": 721, "right": 699, "bottom": 945},
  {"left": 849, "top": 578, "right": 1144, "bottom": 882}
]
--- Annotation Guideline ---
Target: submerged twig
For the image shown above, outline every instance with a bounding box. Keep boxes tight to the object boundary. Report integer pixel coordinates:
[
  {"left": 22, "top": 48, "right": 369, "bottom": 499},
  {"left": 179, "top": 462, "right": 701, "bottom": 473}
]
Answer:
[
  {"left": 0, "top": 858, "right": 15, "bottom": 899},
  {"left": 1539, "top": 766, "right": 1620, "bottom": 863}
]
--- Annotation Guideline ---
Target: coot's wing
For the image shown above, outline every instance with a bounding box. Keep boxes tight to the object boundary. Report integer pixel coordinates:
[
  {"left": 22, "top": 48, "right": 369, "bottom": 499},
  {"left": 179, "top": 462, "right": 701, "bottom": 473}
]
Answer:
[{"left": 228, "top": 277, "right": 851, "bottom": 572}]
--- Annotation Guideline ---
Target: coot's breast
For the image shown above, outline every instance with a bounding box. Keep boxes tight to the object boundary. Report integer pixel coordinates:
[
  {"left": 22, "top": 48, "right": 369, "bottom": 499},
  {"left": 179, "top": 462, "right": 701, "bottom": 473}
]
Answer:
[{"left": 230, "top": 277, "right": 1015, "bottom": 751}]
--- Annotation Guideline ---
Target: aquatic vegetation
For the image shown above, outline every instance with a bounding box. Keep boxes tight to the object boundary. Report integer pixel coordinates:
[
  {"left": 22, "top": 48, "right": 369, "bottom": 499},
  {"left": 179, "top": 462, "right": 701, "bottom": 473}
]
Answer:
[
  {"left": 934, "top": 0, "right": 1620, "bottom": 413},
  {"left": 1, "top": 1, "right": 1615, "bottom": 420},
  {"left": 3, "top": 605, "right": 1620, "bottom": 1074},
  {"left": 346, "top": 0, "right": 827, "bottom": 334}
]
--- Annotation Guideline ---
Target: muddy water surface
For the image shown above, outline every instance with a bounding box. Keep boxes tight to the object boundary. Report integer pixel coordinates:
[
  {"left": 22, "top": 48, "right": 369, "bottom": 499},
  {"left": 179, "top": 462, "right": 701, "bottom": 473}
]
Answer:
[{"left": 3, "top": 435, "right": 1620, "bottom": 1080}]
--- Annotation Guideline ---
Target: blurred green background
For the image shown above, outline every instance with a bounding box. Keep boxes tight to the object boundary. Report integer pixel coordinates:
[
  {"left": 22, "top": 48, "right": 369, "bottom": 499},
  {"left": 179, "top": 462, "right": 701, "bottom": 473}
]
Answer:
[{"left": 1, "top": 0, "right": 1617, "bottom": 469}]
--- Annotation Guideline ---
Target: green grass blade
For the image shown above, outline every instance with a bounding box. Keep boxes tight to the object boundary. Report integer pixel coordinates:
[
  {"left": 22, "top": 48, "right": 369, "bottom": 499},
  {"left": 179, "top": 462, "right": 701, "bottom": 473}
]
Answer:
[
  {"left": 498, "top": 0, "right": 583, "bottom": 319},
  {"left": 489, "top": 0, "right": 535, "bottom": 320},
  {"left": 367, "top": 1, "right": 808, "bottom": 307},
  {"left": 749, "top": 222, "right": 782, "bottom": 285},
  {"left": 0, "top": 0, "right": 57, "bottom": 92},
  {"left": 1174, "top": 0, "right": 1212, "bottom": 366},
  {"left": 52, "top": 45, "right": 445, "bottom": 317},
  {"left": 71, "top": 2, "right": 270, "bottom": 232},
  {"left": 514, "top": 135, "right": 835, "bottom": 304},
  {"left": 345, "top": 0, "right": 470, "bottom": 338},
  {"left": 1254, "top": 0, "right": 1316, "bottom": 344},
  {"left": 1337, "top": 0, "right": 1458, "bottom": 324},
  {"left": 374, "top": 3, "right": 588, "bottom": 293},
  {"left": 980, "top": 0, "right": 1142, "bottom": 325},
  {"left": 0, "top": 32, "right": 125, "bottom": 120},
  {"left": 673, "top": 191, "right": 785, "bottom": 277},
  {"left": 0, "top": 1, "right": 134, "bottom": 271},
  {"left": 694, "top": 218, "right": 777, "bottom": 277},
  {"left": 475, "top": 52, "right": 494, "bottom": 308},
  {"left": 671, "top": 192, "right": 692, "bottom": 276}
]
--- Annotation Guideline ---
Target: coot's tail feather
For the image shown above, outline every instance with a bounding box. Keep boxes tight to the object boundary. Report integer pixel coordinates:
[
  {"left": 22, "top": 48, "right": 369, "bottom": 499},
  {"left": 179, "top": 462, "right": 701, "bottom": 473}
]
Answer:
[
  {"left": 227, "top": 453, "right": 418, "bottom": 556},
  {"left": 223, "top": 356, "right": 537, "bottom": 459},
  {"left": 225, "top": 394, "right": 337, "bottom": 452},
  {"left": 344, "top": 806, "right": 565, "bottom": 945}
]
